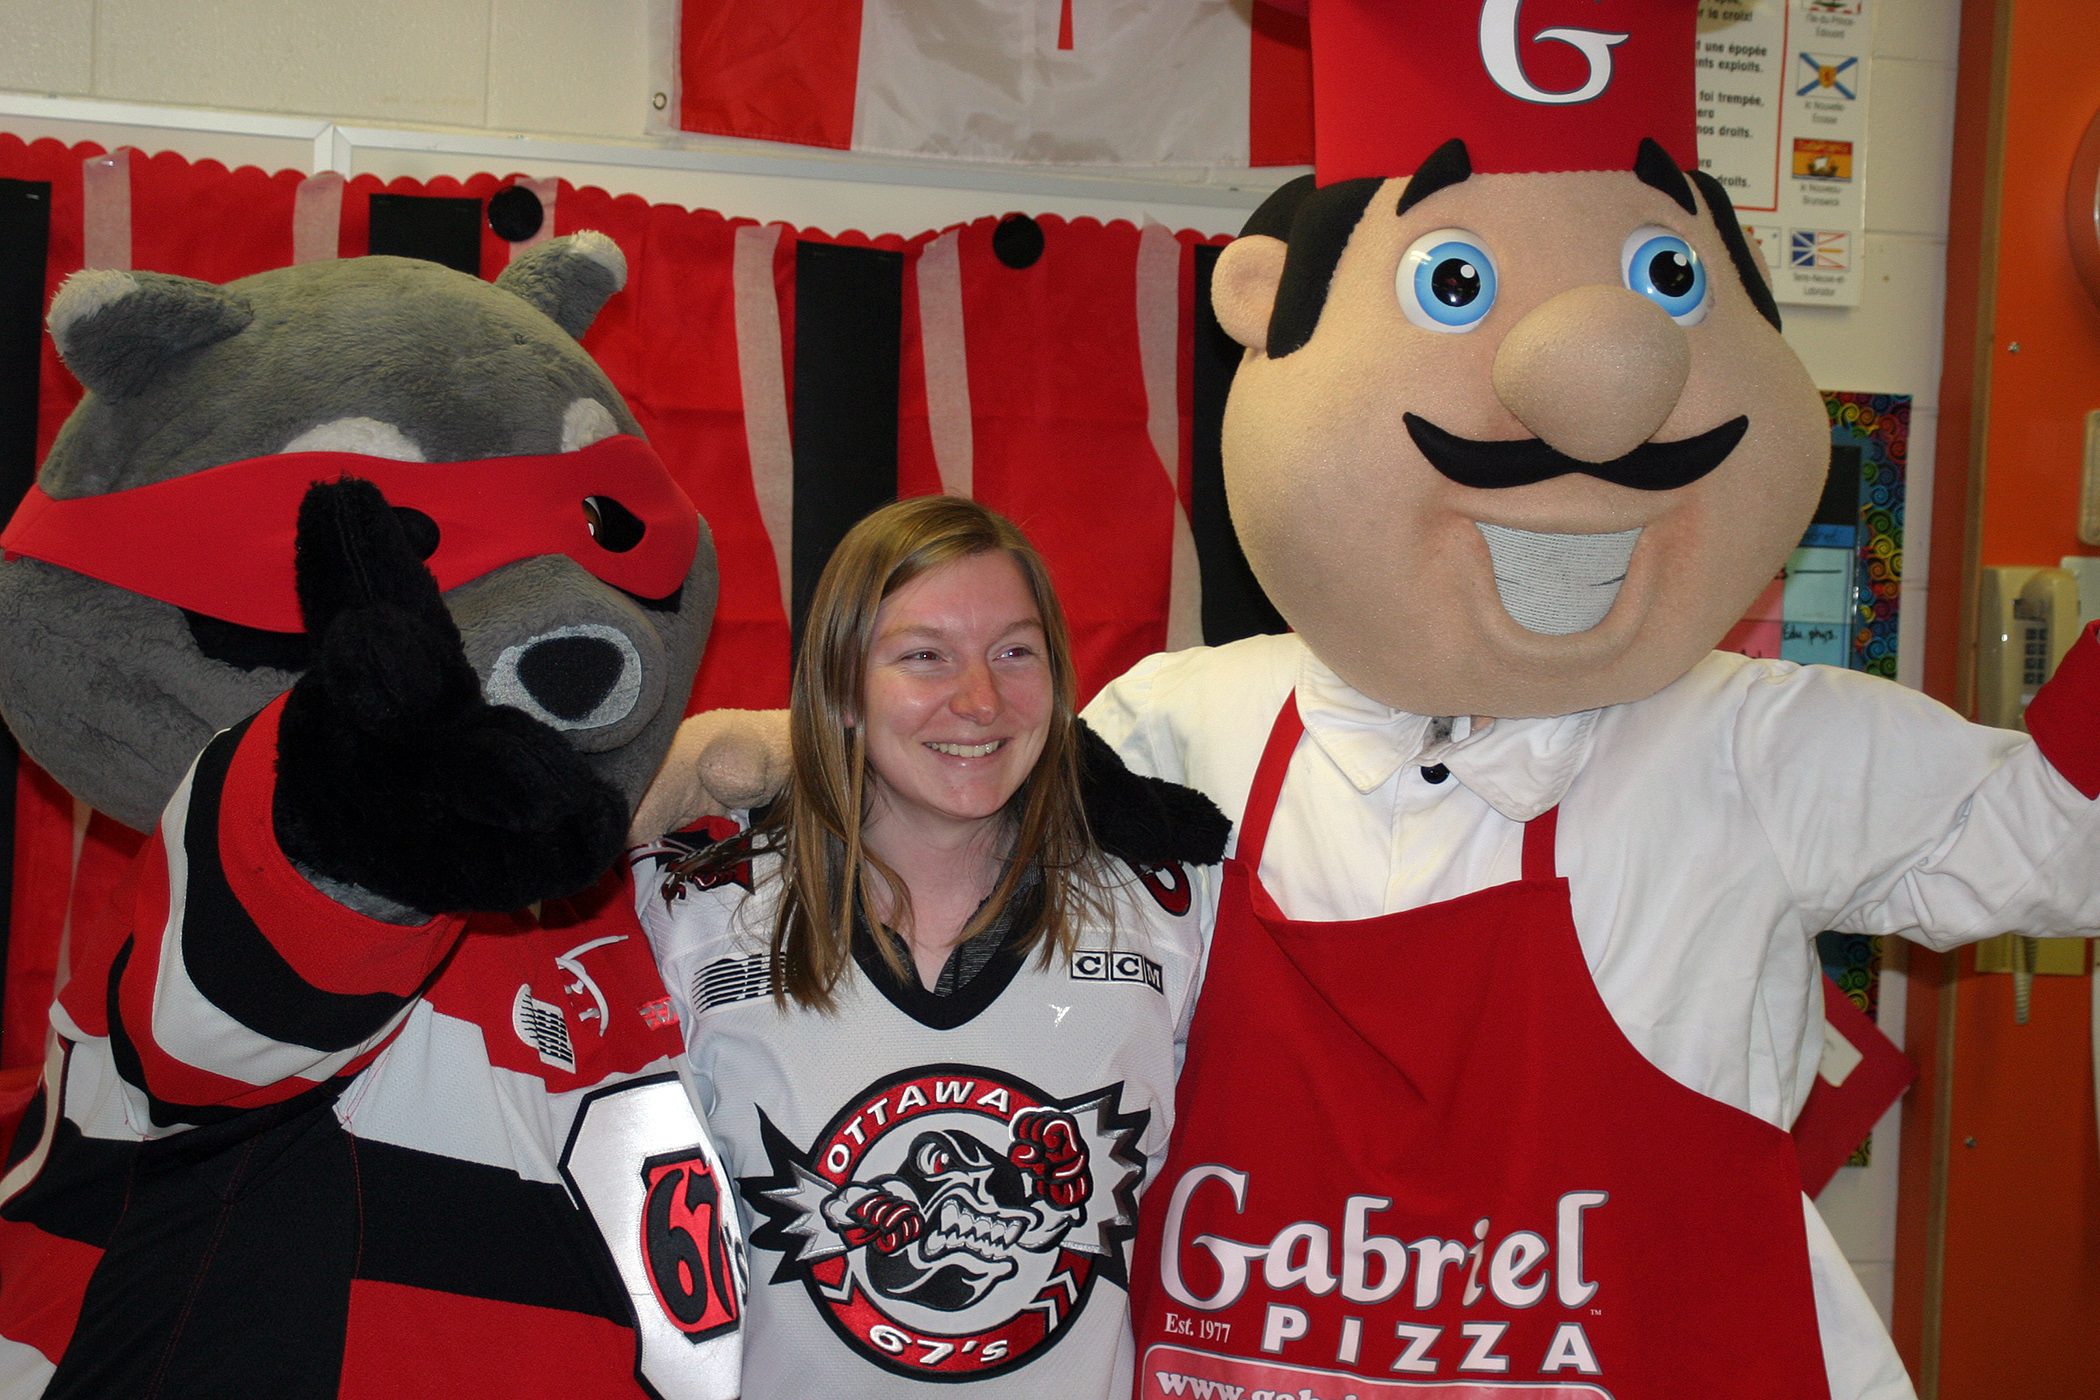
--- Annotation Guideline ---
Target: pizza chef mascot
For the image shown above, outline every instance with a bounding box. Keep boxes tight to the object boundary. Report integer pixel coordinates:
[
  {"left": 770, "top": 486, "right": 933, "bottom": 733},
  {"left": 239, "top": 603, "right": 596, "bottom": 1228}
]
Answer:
[
  {"left": 628, "top": 1, "right": 2100, "bottom": 1394},
  {"left": 1070, "top": 3, "right": 2100, "bottom": 1400}
]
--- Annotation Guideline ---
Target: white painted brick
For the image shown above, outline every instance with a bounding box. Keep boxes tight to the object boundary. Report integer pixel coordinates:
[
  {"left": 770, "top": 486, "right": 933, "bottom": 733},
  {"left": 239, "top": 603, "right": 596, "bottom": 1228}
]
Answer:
[
  {"left": 1866, "top": 58, "right": 1958, "bottom": 239},
  {"left": 1875, "top": 0, "right": 1962, "bottom": 67},
  {"left": 488, "top": 0, "right": 651, "bottom": 140},
  {"left": 0, "top": 0, "right": 94, "bottom": 95},
  {"left": 1782, "top": 232, "right": 1949, "bottom": 409},
  {"left": 95, "top": 0, "right": 492, "bottom": 127}
]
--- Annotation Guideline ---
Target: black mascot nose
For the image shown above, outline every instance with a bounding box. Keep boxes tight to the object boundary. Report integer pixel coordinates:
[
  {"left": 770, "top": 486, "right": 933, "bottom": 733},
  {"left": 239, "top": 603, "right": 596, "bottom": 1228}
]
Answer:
[{"left": 514, "top": 633, "right": 627, "bottom": 722}]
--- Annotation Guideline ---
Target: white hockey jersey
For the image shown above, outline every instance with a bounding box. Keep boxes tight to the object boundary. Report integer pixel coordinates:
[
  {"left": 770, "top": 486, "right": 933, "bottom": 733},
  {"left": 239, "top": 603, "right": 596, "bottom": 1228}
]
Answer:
[{"left": 634, "top": 824, "right": 1208, "bottom": 1400}]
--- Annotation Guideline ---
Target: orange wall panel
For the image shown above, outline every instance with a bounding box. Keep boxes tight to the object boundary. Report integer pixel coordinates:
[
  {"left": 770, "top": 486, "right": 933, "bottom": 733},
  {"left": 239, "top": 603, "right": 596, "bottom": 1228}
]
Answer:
[
  {"left": 1908, "top": 0, "right": 2100, "bottom": 1392},
  {"left": 1980, "top": 3, "right": 2100, "bottom": 569},
  {"left": 1935, "top": 954, "right": 2100, "bottom": 1400}
]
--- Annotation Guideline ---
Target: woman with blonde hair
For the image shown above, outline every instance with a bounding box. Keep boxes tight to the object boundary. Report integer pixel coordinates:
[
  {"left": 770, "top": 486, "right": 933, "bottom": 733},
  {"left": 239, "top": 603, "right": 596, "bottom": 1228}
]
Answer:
[{"left": 635, "top": 494, "right": 1225, "bottom": 1398}]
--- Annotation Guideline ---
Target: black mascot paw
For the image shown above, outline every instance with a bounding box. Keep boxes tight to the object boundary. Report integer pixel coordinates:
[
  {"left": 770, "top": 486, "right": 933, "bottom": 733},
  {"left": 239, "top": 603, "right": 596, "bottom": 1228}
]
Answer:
[
  {"left": 273, "top": 477, "right": 629, "bottom": 913},
  {"left": 1075, "top": 718, "right": 1231, "bottom": 868}
]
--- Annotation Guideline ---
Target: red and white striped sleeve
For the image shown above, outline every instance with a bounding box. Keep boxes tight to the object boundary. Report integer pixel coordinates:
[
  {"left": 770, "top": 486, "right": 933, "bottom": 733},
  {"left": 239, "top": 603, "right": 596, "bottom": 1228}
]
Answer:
[{"left": 57, "top": 695, "right": 468, "bottom": 1123}]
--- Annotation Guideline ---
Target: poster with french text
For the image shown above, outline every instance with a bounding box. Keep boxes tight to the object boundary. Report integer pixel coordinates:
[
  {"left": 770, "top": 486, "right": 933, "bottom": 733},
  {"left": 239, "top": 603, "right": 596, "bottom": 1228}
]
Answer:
[{"left": 1696, "top": 0, "right": 1871, "bottom": 307}]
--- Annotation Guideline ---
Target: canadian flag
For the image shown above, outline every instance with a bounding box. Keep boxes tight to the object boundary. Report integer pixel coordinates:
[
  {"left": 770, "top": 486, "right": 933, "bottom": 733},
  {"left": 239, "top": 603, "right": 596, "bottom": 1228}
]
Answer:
[{"left": 679, "top": 0, "right": 1313, "bottom": 166}]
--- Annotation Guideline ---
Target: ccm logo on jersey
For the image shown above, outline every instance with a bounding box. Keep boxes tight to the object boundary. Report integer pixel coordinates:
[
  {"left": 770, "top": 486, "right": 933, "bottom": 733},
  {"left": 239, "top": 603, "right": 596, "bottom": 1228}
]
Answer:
[
  {"left": 1071, "top": 949, "right": 1165, "bottom": 993},
  {"left": 1159, "top": 1166, "right": 1608, "bottom": 1379}
]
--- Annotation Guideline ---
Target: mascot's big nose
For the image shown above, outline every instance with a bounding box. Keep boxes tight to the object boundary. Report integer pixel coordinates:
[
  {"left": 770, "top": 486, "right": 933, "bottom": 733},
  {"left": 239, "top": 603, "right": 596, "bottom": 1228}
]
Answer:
[{"left": 1491, "top": 285, "right": 1691, "bottom": 464}]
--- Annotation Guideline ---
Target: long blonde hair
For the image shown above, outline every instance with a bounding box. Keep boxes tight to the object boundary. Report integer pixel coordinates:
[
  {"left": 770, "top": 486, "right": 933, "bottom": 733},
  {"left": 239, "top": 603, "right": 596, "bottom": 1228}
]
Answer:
[{"left": 673, "top": 495, "right": 1108, "bottom": 1011}]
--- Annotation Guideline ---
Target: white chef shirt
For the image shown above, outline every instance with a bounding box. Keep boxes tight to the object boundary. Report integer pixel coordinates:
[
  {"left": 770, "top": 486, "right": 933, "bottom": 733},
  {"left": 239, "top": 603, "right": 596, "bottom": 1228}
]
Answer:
[{"left": 1083, "top": 630, "right": 2100, "bottom": 1400}]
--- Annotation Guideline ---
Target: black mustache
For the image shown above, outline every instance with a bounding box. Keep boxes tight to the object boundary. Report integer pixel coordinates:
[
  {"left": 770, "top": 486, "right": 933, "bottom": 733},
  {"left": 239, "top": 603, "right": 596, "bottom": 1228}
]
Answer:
[{"left": 1404, "top": 413, "right": 1750, "bottom": 491}]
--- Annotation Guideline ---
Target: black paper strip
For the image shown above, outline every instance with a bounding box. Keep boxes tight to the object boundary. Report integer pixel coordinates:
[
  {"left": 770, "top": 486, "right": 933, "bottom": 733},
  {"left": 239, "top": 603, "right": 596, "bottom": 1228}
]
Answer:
[{"left": 789, "top": 239, "right": 903, "bottom": 657}]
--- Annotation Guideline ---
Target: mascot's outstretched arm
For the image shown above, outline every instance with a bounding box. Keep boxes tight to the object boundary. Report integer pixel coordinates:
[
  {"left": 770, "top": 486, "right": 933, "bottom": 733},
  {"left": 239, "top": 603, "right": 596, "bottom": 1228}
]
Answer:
[
  {"left": 629, "top": 707, "right": 791, "bottom": 846},
  {"left": 631, "top": 708, "right": 1229, "bottom": 870},
  {"left": 275, "top": 475, "right": 627, "bottom": 916}
]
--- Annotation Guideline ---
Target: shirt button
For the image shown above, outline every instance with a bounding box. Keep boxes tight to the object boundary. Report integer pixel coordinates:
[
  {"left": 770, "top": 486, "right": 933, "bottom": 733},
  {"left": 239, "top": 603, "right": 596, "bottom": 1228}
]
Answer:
[{"left": 1420, "top": 764, "right": 1450, "bottom": 784}]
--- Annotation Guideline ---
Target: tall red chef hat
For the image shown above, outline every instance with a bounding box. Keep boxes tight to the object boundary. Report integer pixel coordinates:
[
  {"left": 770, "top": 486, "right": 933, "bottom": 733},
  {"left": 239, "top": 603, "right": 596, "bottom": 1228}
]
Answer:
[{"left": 1267, "top": 0, "right": 1698, "bottom": 183}]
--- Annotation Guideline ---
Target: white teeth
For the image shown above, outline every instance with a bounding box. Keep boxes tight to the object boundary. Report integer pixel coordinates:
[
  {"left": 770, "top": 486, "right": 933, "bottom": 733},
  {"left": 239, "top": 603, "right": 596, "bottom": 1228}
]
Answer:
[
  {"left": 927, "top": 740, "right": 1002, "bottom": 758},
  {"left": 924, "top": 1197, "right": 1023, "bottom": 1259},
  {"left": 1476, "top": 523, "right": 1643, "bottom": 635}
]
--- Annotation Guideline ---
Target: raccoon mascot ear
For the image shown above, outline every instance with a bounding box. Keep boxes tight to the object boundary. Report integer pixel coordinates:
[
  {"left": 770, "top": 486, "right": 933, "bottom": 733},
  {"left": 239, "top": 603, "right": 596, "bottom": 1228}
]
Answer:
[
  {"left": 495, "top": 230, "right": 628, "bottom": 340},
  {"left": 48, "top": 269, "right": 252, "bottom": 400}
]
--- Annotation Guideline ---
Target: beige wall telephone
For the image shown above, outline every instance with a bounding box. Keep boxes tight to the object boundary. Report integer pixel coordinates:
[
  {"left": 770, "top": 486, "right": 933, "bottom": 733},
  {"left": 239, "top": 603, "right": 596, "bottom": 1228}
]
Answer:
[
  {"left": 1977, "top": 566, "right": 2082, "bottom": 730},
  {"left": 1973, "top": 568, "right": 2090, "bottom": 1020}
]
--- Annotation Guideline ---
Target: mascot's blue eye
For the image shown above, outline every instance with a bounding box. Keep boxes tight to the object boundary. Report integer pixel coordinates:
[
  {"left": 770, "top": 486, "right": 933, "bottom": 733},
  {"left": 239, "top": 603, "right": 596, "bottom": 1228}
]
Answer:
[
  {"left": 1396, "top": 229, "right": 1498, "bottom": 333},
  {"left": 1621, "top": 228, "right": 1709, "bottom": 325}
]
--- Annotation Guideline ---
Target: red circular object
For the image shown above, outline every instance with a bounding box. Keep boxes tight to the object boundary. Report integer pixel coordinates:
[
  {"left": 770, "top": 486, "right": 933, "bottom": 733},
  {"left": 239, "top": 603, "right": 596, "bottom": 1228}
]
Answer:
[{"left": 2065, "top": 108, "right": 2100, "bottom": 305}]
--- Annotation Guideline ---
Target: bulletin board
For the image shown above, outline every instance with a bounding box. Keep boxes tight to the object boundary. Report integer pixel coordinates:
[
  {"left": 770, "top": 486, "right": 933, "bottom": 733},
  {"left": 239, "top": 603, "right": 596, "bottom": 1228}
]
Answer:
[{"left": 1720, "top": 390, "right": 1907, "bottom": 675}]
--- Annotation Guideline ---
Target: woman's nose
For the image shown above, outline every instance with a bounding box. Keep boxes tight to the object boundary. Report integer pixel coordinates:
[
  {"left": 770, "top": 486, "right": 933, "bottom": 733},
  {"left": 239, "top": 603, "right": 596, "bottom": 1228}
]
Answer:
[{"left": 949, "top": 662, "right": 1000, "bottom": 722}]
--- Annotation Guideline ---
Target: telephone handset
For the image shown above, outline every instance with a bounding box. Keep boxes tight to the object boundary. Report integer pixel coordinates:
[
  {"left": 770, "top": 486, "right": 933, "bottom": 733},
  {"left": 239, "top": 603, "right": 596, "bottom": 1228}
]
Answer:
[
  {"left": 1976, "top": 566, "right": 2081, "bottom": 730},
  {"left": 1973, "top": 565, "right": 2092, "bottom": 1021}
]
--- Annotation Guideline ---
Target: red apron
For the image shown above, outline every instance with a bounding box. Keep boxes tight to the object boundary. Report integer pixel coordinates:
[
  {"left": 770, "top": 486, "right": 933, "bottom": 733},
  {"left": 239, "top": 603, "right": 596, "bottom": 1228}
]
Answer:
[{"left": 1130, "top": 697, "right": 1829, "bottom": 1400}]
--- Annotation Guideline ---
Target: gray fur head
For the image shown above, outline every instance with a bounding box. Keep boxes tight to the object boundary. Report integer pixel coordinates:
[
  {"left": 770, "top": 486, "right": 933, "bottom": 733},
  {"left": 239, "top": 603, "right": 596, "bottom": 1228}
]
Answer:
[{"left": 0, "top": 236, "right": 715, "bottom": 833}]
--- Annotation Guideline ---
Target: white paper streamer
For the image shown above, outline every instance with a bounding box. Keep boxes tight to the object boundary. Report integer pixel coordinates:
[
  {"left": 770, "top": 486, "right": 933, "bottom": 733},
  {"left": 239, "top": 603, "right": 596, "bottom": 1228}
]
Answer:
[
  {"left": 1136, "top": 218, "right": 1202, "bottom": 652},
  {"left": 732, "top": 223, "right": 796, "bottom": 623},
  {"left": 915, "top": 229, "right": 975, "bottom": 499},
  {"left": 81, "top": 148, "right": 132, "bottom": 272}
]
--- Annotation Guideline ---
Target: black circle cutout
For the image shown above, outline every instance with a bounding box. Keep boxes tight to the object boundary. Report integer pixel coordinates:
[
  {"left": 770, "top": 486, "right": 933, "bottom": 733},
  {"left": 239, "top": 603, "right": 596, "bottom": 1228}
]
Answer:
[
  {"left": 583, "top": 496, "right": 646, "bottom": 552},
  {"left": 517, "top": 635, "right": 624, "bottom": 722},
  {"left": 390, "top": 506, "right": 441, "bottom": 560},
  {"left": 992, "top": 214, "right": 1045, "bottom": 269},
  {"left": 488, "top": 185, "right": 545, "bottom": 243}
]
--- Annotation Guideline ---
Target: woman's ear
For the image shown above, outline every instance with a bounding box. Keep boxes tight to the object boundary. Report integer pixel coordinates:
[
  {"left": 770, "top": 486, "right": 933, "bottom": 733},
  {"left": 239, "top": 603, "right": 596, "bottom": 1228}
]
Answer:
[{"left": 1211, "top": 234, "right": 1288, "bottom": 354}]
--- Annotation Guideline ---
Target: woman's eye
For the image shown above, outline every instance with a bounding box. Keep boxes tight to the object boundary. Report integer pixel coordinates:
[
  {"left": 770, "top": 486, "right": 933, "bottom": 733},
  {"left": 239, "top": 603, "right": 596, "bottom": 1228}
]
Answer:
[
  {"left": 1620, "top": 227, "right": 1710, "bottom": 325},
  {"left": 1396, "top": 228, "right": 1498, "bottom": 333}
]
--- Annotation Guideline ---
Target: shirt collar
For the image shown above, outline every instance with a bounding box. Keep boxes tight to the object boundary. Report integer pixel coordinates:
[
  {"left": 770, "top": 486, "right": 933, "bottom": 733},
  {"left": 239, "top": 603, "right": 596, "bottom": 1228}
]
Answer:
[{"left": 1293, "top": 648, "right": 1602, "bottom": 822}]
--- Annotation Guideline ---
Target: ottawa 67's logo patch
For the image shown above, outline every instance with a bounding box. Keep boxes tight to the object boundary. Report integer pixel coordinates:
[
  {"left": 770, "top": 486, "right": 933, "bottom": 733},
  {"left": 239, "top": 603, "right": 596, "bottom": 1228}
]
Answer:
[{"left": 743, "top": 1065, "right": 1149, "bottom": 1381}]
